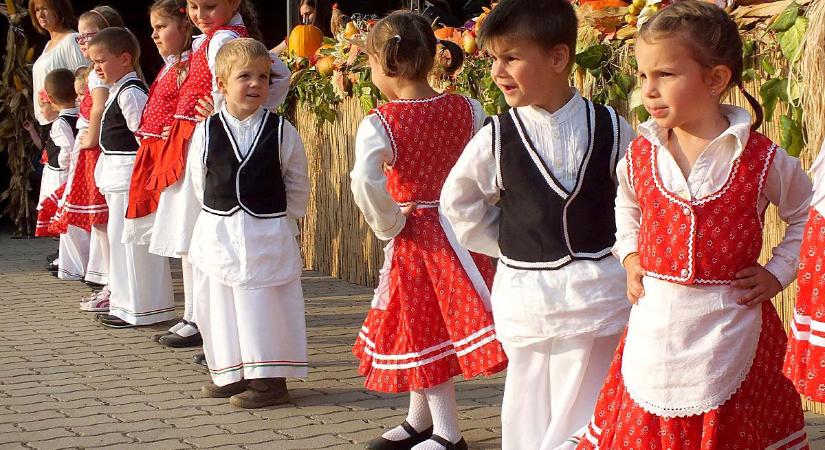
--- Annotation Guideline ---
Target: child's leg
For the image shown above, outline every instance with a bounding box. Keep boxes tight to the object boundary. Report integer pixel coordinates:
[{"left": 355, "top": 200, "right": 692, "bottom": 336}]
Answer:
[
  {"left": 158, "top": 257, "right": 202, "bottom": 346},
  {"left": 381, "top": 391, "right": 433, "bottom": 440},
  {"left": 58, "top": 225, "right": 90, "bottom": 280},
  {"left": 85, "top": 223, "right": 109, "bottom": 286},
  {"left": 412, "top": 380, "right": 462, "bottom": 450},
  {"left": 115, "top": 240, "right": 175, "bottom": 325},
  {"left": 103, "top": 193, "right": 129, "bottom": 319},
  {"left": 192, "top": 265, "right": 243, "bottom": 387}
]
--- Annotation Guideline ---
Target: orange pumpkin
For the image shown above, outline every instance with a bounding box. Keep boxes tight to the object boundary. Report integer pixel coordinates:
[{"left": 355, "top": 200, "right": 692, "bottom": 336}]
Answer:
[
  {"left": 434, "top": 27, "right": 455, "bottom": 40},
  {"left": 288, "top": 24, "right": 324, "bottom": 58},
  {"left": 580, "top": 0, "right": 628, "bottom": 8}
]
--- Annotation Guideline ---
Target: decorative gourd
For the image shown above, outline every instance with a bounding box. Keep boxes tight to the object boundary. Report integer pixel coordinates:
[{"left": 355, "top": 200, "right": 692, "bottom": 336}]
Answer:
[{"left": 289, "top": 24, "right": 324, "bottom": 59}]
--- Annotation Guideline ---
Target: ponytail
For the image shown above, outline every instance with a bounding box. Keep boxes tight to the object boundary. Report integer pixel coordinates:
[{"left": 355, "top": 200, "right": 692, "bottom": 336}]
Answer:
[
  {"left": 437, "top": 39, "right": 464, "bottom": 75},
  {"left": 237, "top": 0, "right": 262, "bottom": 41},
  {"left": 381, "top": 35, "right": 402, "bottom": 77},
  {"left": 738, "top": 82, "right": 763, "bottom": 131}
]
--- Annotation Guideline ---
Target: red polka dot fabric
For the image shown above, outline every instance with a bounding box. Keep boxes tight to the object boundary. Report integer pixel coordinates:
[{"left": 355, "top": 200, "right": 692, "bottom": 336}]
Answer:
[
  {"left": 51, "top": 146, "right": 108, "bottom": 233},
  {"left": 35, "top": 183, "right": 64, "bottom": 237},
  {"left": 784, "top": 208, "right": 825, "bottom": 402}
]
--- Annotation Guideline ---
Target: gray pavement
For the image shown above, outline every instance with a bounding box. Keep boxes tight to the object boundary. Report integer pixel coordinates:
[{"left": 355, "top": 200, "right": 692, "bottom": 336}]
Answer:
[{"left": 1, "top": 232, "right": 824, "bottom": 449}]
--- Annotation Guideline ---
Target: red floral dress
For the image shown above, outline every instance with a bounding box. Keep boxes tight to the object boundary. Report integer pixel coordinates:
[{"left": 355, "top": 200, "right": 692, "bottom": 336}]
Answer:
[
  {"left": 126, "top": 55, "right": 189, "bottom": 218},
  {"left": 352, "top": 94, "right": 508, "bottom": 393},
  {"left": 784, "top": 207, "right": 825, "bottom": 401},
  {"left": 145, "top": 25, "right": 247, "bottom": 193},
  {"left": 50, "top": 83, "right": 108, "bottom": 234}
]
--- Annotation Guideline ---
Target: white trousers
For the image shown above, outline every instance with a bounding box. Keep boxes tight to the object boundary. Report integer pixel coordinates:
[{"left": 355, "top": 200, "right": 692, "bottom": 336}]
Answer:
[
  {"left": 85, "top": 223, "right": 109, "bottom": 285},
  {"left": 501, "top": 332, "right": 621, "bottom": 450},
  {"left": 193, "top": 265, "right": 308, "bottom": 386},
  {"left": 105, "top": 193, "right": 175, "bottom": 325},
  {"left": 58, "top": 225, "right": 89, "bottom": 280},
  {"left": 181, "top": 258, "right": 195, "bottom": 322}
]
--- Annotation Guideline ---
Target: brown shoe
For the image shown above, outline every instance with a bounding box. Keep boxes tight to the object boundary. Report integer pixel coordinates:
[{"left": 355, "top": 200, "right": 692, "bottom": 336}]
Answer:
[
  {"left": 201, "top": 379, "right": 250, "bottom": 398},
  {"left": 229, "top": 378, "right": 290, "bottom": 409}
]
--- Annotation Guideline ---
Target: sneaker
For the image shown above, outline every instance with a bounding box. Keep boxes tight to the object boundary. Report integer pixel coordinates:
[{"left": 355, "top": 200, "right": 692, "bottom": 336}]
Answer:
[
  {"left": 201, "top": 379, "right": 250, "bottom": 398},
  {"left": 80, "top": 288, "right": 110, "bottom": 312},
  {"left": 229, "top": 378, "right": 290, "bottom": 409}
]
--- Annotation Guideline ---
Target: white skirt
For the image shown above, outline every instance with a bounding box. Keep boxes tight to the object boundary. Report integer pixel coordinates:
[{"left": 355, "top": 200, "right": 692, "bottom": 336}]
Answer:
[
  {"left": 38, "top": 166, "right": 66, "bottom": 208},
  {"left": 148, "top": 165, "right": 200, "bottom": 258}
]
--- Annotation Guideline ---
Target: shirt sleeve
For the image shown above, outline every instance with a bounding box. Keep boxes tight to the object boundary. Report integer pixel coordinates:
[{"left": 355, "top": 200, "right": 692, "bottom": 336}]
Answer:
[
  {"left": 761, "top": 147, "right": 814, "bottom": 287},
  {"left": 468, "top": 98, "right": 487, "bottom": 134},
  {"left": 265, "top": 54, "right": 290, "bottom": 110},
  {"left": 613, "top": 153, "right": 640, "bottom": 264},
  {"left": 187, "top": 121, "right": 208, "bottom": 206},
  {"left": 206, "top": 30, "right": 240, "bottom": 111},
  {"left": 279, "top": 119, "right": 309, "bottom": 221},
  {"left": 350, "top": 114, "right": 405, "bottom": 241},
  {"left": 440, "top": 124, "right": 501, "bottom": 257},
  {"left": 118, "top": 87, "right": 149, "bottom": 135},
  {"left": 51, "top": 118, "right": 75, "bottom": 170}
]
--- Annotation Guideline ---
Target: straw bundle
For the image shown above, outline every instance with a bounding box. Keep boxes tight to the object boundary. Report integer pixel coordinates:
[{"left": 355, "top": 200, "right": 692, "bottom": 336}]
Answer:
[{"left": 800, "top": 0, "right": 825, "bottom": 164}]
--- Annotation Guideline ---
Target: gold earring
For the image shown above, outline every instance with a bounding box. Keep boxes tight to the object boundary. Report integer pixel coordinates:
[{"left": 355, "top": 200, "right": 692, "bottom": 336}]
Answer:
[{"left": 711, "top": 88, "right": 716, "bottom": 96}]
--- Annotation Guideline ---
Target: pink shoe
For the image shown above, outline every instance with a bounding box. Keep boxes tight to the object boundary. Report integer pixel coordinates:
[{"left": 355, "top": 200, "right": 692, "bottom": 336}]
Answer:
[{"left": 80, "top": 287, "right": 110, "bottom": 312}]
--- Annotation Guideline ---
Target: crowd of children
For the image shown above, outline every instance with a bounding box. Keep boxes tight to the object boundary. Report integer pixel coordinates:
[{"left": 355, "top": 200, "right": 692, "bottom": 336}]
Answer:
[{"left": 30, "top": 0, "right": 825, "bottom": 448}]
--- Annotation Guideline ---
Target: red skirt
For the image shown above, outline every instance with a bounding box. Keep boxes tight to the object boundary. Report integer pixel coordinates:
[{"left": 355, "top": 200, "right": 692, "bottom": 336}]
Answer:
[
  {"left": 52, "top": 146, "right": 108, "bottom": 233},
  {"left": 784, "top": 208, "right": 825, "bottom": 401},
  {"left": 35, "top": 183, "right": 65, "bottom": 237},
  {"left": 578, "top": 301, "right": 807, "bottom": 450},
  {"left": 352, "top": 209, "right": 508, "bottom": 393},
  {"left": 126, "top": 137, "right": 164, "bottom": 218},
  {"left": 144, "top": 119, "right": 196, "bottom": 192}
]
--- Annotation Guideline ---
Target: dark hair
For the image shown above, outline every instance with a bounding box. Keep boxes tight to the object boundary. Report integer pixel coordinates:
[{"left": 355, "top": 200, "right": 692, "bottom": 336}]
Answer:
[
  {"left": 638, "top": 0, "right": 763, "bottom": 130},
  {"left": 88, "top": 27, "right": 144, "bottom": 79},
  {"left": 477, "top": 0, "right": 577, "bottom": 68},
  {"left": 366, "top": 11, "right": 463, "bottom": 80},
  {"left": 237, "top": 0, "right": 263, "bottom": 41},
  {"left": 29, "top": 0, "right": 78, "bottom": 34},
  {"left": 44, "top": 68, "right": 77, "bottom": 105},
  {"left": 78, "top": 5, "right": 126, "bottom": 30}
]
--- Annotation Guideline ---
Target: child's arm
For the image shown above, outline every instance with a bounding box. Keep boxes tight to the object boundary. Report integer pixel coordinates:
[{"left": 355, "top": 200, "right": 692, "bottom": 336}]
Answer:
[
  {"left": 79, "top": 86, "right": 109, "bottom": 149},
  {"left": 23, "top": 121, "right": 43, "bottom": 148},
  {"left": 614, "top": 153, "right": 645, "bottom": 303},
  {"left": 52, "top": 119, "right": 75, "bottom": 170},
  {"left": 614, "top": 116, "right": 637, "bottom": 184},
  {"left": 266, "top": 54, "right": 290, "bottom": 110},
  {"left": 118, "top": 86, "right": 149, "bottom": 139},
  {"left": 350, "top": 115, "right": 405, "bottom": 241},
  {"left": 440, "top": 124, "right": 501, "bottom": 257},
  {"left": 733, "top": 148, "right": 813, "bottom": 305},
  {"left": 279, "top": 119, "right": 310, "bottom": 221},
  {"left": 186, "top": 122, "right": 208, "bottom": 207}
]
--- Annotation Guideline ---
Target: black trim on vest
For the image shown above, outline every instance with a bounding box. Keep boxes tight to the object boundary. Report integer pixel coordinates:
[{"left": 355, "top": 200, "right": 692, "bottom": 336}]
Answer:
[
  {"left": 494, "top": 99, "right": 620, "bottom": 270},
  {"left": 202, "top": 109, "right": 288, "bottom": 218},
  {"left": 100, "top": 79, "right": 148, "bottom": 156},
  {"left": 44, "top": 113, "right": 78, "bottom": 170}
]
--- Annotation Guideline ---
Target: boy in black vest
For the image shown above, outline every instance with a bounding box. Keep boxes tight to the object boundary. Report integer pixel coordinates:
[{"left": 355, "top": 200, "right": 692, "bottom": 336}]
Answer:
[
  {"left": 441, "top": 0, "right": 635, "bottom": 448},
  {"left": 185, "top": 39, "right": 309, "bottom": 408},
  {"left": 87, "top": 28, "right": 175, "bottom": 329}
]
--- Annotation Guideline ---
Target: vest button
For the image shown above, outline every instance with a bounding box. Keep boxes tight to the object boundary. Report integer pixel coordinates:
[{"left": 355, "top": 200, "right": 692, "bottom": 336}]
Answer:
[
  {"left": 680, "top": 269, "right": 689, "bottom": 277},
  {"left": 683, "top": 207, "right": 691, "bottom": 216}
]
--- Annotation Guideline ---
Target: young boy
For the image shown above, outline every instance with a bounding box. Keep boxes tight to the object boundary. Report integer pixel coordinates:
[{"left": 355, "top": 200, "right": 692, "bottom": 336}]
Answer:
[
  {"left": 86, "top": 28, "right": 175, "bottom": 328},
  {"left": 185, "top": 38, "right": 309, "bottom": 408},
  {"left": 440, "top": 0, "right": 635, "bottom": 448}
]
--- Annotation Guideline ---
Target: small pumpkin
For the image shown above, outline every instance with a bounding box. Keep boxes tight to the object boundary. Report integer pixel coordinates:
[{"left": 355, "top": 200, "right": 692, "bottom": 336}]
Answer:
[
  {"left": 289, "top": 24, "right": 324, "bottom": 59},
  {"left": 434, "top": 27, "right": 455, "bottom": 40},
  {"left": 316, "top": 56, "right": 335, "bottom": 77}
]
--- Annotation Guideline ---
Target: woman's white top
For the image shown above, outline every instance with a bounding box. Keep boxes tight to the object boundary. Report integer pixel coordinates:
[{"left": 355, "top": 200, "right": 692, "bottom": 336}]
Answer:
[
  {"left": 32, "top": 33, "right": 88, "bottom": 125},
  {"left": 810, "top": 142, "right": 825, "bottom": 217}
]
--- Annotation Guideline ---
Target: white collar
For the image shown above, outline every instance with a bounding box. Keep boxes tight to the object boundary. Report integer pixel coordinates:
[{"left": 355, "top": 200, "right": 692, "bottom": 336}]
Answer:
[
  {"left": 220, "top": 105, "right": 265, "bottom": 128},
  {"left": 638, "top": 105, "right": 753, "bottom": 157},
  {"left": 109, "top": 71, "right": 140, "bottom": 92},
  {"left": 518, "top": 88, "right": 584, "bottom": 125},
  {"left": 58, "top": 107, "right": 79, "bottom": 117}
]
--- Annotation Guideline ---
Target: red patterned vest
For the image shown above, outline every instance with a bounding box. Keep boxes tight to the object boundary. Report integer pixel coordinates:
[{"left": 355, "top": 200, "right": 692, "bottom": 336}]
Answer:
[
  {"left": 174, "top": 25, "right": 247, "bottom": 121},
  {"left": 137, "top": 56, "right": 189, "bottom": 138},
  {"left": 629, "top": 132, "right": 777, "bottom": 285},
  {"left": 374, "top": 93, "right": 474, "bottom": 205},
  {"left": 79, "top": 84, "right": 92, "bottom": 121}
]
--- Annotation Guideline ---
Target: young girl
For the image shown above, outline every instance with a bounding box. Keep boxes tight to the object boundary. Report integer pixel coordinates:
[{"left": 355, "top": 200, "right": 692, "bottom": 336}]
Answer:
[
  {"left": 578, "top": 2, "right": 811, "bottom": 449},
  {"left": 141, "top": 0, "right": 290, "bottom": 348},
  {"left": 350, "top": 12, "right": 507, "bottom": 450},
  {"left": 33, "top": 89, "right": 61, "bottom": 240},
  {"left": 53, "top": 6, "right": 123, "bottom": 285}
]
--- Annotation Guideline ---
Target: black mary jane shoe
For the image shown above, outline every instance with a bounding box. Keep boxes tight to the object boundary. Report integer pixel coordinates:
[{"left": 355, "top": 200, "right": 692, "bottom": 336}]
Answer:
[
  {"left": 364, "top": 421, "right": 433, "bottom": 450},
  {"left": 427, "top": 434, "right": 468, "bottom": 450}
]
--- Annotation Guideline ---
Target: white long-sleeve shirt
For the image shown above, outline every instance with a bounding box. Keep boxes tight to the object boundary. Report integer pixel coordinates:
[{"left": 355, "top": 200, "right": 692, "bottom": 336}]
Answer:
[
  {"left": 52, "top": 108, "right": 79, "bottom": 170},
  {"left": 187, "top": 106, "right": 309, "bottom": 289},
  {"left": 195, "top": 13, "right": 290, "bottom": 112},
  {"left": 94, "top": 72, "right": 148, "bottom": 194},
  {"left": 350, "top": 96, "right": 486, "bottom": 241},
  {"left": 811, "top": 142, "right": 825, "bottom": 217},
  {"left": 33, "top": 34, "right": 88, "bottom": 125},
  {"left": 441, "top": 90, "right": 636, "bottom": 345}
]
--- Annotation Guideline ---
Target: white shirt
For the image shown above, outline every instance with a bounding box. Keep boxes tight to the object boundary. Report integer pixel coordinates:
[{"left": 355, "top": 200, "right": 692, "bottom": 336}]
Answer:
[
  {"left": 810, "top": 142, "right": 825, "bottom": 217},
  {"left": 94, "top": 72, "right": 148, "bottom": 194},
  {"left": 76, "top": 69, "right": 110, "bottom": 130},
  {"left": 32, "top": 33, "right": 88, "bottom": 125},
  {"left": 194, "top": 13, "right": 291, "bottom": 112},
  {"left": 350, "top": 96, "right": 486, "bottom": 241},
  {"left": 441, "top": 90, "right": 636, "bottom": 345},
  {"left": 52, "top": 108, "right": 79, "bottom": 170},
  {"left": 187, "top": 106, "right": 309, "bottom": 289}
]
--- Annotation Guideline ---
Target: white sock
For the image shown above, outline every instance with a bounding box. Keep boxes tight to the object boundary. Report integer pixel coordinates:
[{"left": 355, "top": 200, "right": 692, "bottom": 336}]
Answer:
[
  {"left": 382, "top": 390, "right": 433, "bottom": 441},
  {"left": 412, "top": 380, "right": 461, "bottom": 450},
  {"left": 168, "top": 321, "right": 186, "bottom": 334},
  {"left": 175, "top": 323, "right": 199, "bottom": 337},
  {"left": 182, "top": 259, "right": 194, "bottom": 322}
]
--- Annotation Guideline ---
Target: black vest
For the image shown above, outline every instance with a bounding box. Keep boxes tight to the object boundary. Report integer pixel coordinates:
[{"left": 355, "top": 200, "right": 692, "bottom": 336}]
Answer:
[
  {"left": 100, "top": 78, "right": 148, "bottom": 155},
  {"left": 493, "top": 99, "right": 620, "bottom": 270},
  {"left": 202, "top": 110, "right": 288, "bottom": 218},
  {"left": 44, "top": 113, "right": 78, "bottom": 170}
]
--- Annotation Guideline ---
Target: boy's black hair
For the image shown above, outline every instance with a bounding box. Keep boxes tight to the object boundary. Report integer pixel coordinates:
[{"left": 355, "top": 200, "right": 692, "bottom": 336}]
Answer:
[
  {"left": 477, "top": 0, "right": 578, "bottom": 61},
  {"left": 44, "top": 68, "right": 78, "bottom": 106}
]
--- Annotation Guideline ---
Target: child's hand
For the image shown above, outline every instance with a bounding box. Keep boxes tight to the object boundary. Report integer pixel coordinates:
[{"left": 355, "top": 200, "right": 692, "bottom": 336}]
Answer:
[
  {"left": 400, "top": 202, "right": 417, "bottom": 217},
  {"left": 623, "top": 253, "right": 645, "bottom": 304},
  {"left": 195, "top": 95, "right": 215, "bottom": 121},
  {"left": 732, "top": 265, "right": 782, "bottom": 306},
  {"left": 23, "top": 121, "right": 35, "bottom": 132},
  {"left": 161, "top": 125, "right": 171, "bottom": 140},
  {"left": 79, "top": 132, "right": 96, "bottom": 149}
]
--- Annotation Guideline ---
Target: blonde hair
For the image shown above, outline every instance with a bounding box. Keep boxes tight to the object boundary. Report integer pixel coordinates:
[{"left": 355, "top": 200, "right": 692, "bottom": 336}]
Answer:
[
  {"left": 214, "top": 38, "right": 271, "bottom": 82},
  {"left": 78, "top": 5, "right": 125, "bottom": 30}
]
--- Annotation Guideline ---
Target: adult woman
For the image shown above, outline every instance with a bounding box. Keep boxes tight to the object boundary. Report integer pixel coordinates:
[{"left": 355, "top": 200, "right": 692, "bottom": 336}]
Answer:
[
  {"left": 29, "top": 0, "right": 88, "bottom": 126},
  {"left": 272, "top": 0, "right": 332, "bottom": 55}
]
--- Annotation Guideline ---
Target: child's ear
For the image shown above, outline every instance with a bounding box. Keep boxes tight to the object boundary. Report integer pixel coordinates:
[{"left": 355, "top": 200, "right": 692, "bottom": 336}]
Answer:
[
  {"left": 707, "top": 65, "right": 732, "bottom": 97},
  {"left": 549, "top": 43, "right": 571, "bottom": 74},
  {"left": 119, "top": 52, "right": 133, "bottom": 68},
  {"left": 216, "top": 75, "right": 227, "bottom": 94}
]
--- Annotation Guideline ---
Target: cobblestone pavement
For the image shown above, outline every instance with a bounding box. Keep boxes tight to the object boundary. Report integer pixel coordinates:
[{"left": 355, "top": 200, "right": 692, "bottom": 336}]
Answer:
[{"left": 2, "top": 232, "right": 825, "bottom": 449}]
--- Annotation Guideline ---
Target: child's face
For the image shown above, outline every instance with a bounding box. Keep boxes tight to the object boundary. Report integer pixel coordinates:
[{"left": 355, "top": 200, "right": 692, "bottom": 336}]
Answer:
[
  {"left": 217, "top": 57, "right": 270, "bottom": 119},
  {"left": 151, "top": 10, "right": 187, "bottom": 58},
  {"left": 88, "top": 44, "right": 133, "bottom": 84},
  {"left": 77, "top": 18, "right": 101, "bottom": 58},
  {"left": 75, "top": 79, "right": 86, "bottom": 105},
  {"left": 187, "top": 0, "right": 240, "bottom": 35},
  {"left": 366, "top": 52, "right": 395, "bottom": 100},
  {"left": 487, "top": 36, "right": 571, "bottom": 109},
  {"left": 635, "top": 37, "right": 729, "bottom": 130},
  {"left": 39, "top": 98, "right": 58, "bottom": 122}
]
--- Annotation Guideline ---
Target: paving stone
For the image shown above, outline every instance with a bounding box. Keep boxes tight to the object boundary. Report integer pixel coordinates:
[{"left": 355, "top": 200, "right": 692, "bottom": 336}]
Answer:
[{"left": 27, "top": 432, "right": 133, "bottom": 449}]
